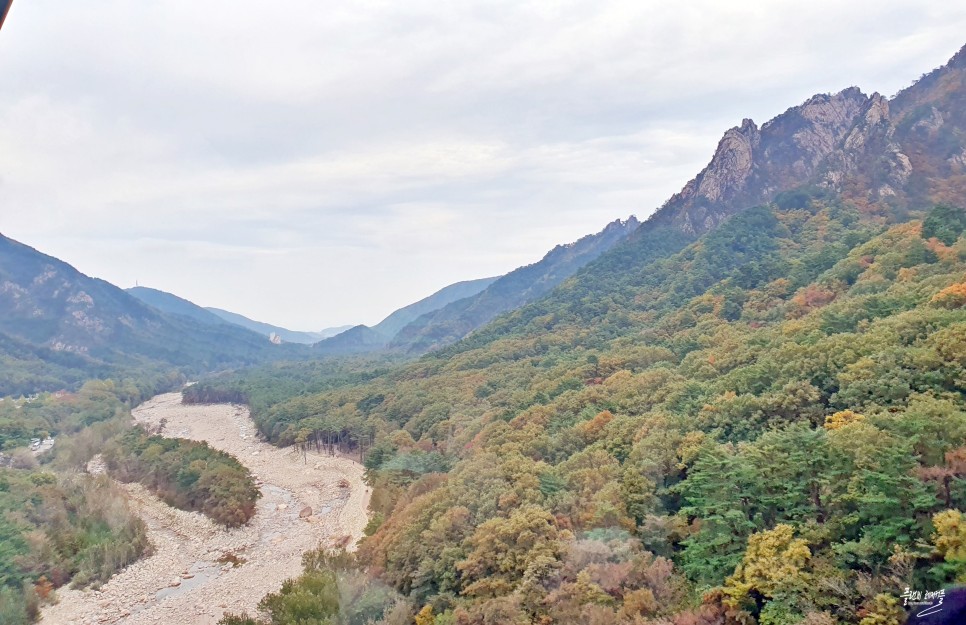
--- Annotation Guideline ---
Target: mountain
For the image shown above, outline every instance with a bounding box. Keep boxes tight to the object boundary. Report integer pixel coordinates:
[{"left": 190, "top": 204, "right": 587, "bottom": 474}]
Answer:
[
  {"left": 187, "top": 44, "right": 966, "bottom": 625},
  {"left": 372, "top": 276, "right": 499, "bottom": 340},
  {"left": 313, "top": 324, "right": 391, "bottom": 356},
  {"left": 205, "top": 307, "right": 350, "bottom": 344},
  {"left": 310, "top": 277, "right": 499, "bottom": 355},
  {"left": 317, "top": 325, "right": 355, "bottom": 339},
  {"left": 128, "top": 286, "right": 351, "bottom": 344},
  {"left": 454, "top": 41, "right": 966, "bottom": 343},
  {"left": 127, "top": 286, "right": 227, "bottom": 326},
  {"left": 390, "top": 216, "right": 640, "bottom": 353},
  {"left": 0, "top": 234, "right": 304, "bottom": 394},
  {"left": 649, "top": 44, "right": 966, "bottom": 237},
  {"left": 313, "top": 218, "right": 639, "bottom": 356}
]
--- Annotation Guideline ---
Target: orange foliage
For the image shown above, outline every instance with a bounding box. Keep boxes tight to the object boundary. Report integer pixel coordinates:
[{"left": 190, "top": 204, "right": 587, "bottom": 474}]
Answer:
[
  {"left": 34, "top": 576, "right": 54, "bottom": 600},
  {"left": 897, "top": 267, "right": 917, "bottom": 282},
  {"left": 790, "top": 284, "right": 836, "bottom": 315},
  {"left": 931, "top": 282, "right": 966, "bottom": 308},
  {"left": 577, "top": 410, "right": 614, "bottom": 443},
  {"left": 892, "top": 221, "right": 923, "bottom": 237},
  {"left": 924, "top": 237, "right": 959, "bottom": 262}
]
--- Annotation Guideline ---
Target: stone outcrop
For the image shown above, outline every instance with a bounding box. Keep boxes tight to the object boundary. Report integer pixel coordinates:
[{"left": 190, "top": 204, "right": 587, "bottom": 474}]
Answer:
[{"left": 650, "top": 43, "right": 966, "bottom": 236}]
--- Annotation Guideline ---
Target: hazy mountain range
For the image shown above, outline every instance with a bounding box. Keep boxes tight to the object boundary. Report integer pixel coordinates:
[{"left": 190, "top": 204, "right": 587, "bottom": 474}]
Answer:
[
  {"left": 205, "top": 308, "right": 351, "bottom": 344},
  {"left": 3, "top": 44, "right": 966, "bottom": 394},
  {"left": 0, "top": 213, "right": 640, "bottom": 391},
  {"left": 125, "top": 286, "right": 351, "bottom": 344},
  {"left": 0, "top": 235, "right": 307, "bottom": 395}
]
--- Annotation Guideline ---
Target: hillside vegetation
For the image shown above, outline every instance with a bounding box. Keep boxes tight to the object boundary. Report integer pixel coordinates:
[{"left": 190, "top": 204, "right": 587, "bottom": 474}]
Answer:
[
  {"left": 0, "top": 469, "right": 149, "bottom": 624},
  {"left": 0, "top": 379, "right": 171, "bottom": 625},
  {"left": 104, "top": 427, "right": 261, "bottom": 527},
  {"left": 203, "top": 198, "right": 966, "bottom": 625},
  {"left": 0, "top": 371, "right": 262, "bottom": 623}
]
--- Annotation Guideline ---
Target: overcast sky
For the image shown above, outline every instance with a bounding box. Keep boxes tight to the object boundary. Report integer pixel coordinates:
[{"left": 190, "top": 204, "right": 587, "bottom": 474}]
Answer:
[{"left": 1, "top": 1, "right": 965, "bottom": 329}]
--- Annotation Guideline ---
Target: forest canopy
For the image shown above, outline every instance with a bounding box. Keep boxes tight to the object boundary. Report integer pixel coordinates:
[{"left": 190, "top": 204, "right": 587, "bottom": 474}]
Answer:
[{"left": 203, "top": 200, "right": 966, "bottom": 625}]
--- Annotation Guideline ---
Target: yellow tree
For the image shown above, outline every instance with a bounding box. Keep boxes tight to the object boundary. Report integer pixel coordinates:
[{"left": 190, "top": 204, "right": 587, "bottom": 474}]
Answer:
[
  {"left": 457, "top": 505, "right": 567, "bottom": 598},
  {"left": 723, "top": 524, "right": 811, "bottom": 620}
]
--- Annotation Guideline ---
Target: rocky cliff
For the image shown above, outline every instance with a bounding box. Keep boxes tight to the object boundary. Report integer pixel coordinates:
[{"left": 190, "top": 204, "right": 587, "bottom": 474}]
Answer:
[{"left": 651, "top": 43, "right": 966, "bottom": 235}]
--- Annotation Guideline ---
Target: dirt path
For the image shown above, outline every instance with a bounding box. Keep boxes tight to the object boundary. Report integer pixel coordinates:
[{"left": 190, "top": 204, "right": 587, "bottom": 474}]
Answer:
[{"left": 41, "top": 392, "right": 371, "bottom": 625}]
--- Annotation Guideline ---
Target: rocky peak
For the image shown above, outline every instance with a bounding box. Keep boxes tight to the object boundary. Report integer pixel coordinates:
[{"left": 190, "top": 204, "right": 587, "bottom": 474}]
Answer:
[
  {"left": 839, "top": 93, "right": 892, "bottom": 160},
  {"left": 754, "top": 88, "right": 869, "bottom": 177},
  {"left": 862, "top": 93, "right": 890, "bottom": 126},
  {"left": 950, "top": 43, "right": 966, "bottom": 69},
  {"left": 642, "top": 43, "right": 966, "bottom": 238},
  {"left": 693, "top": 118, "right": 760, "bottom": 204},
  {"left": 652, "top": 87, "right": 869, "bottom": 235},
  {"left": 604, "top": 215, "right": 641, "bottom": 233}
]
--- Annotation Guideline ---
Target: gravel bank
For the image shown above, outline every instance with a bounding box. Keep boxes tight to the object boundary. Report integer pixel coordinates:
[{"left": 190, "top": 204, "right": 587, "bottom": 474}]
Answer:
[{"left": 41, "top": 392, "right": 371, "bottom": 625}]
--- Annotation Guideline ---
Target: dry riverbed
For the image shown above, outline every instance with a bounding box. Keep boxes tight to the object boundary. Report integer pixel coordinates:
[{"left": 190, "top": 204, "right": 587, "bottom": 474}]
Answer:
[{"left": 41, "top": 392, "right": 371, "bottom": 625}]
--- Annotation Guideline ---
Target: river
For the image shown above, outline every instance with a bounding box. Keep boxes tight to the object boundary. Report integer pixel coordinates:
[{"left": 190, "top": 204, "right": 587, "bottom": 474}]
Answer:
[{"left": 40, "top": 392, "right": 371, "bottom": 625}]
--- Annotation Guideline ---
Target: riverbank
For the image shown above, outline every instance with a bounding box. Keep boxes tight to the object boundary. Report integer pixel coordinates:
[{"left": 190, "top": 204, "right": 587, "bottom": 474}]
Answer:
[{"left": 40, "top": 393, "right": 370, "bottom": 625}]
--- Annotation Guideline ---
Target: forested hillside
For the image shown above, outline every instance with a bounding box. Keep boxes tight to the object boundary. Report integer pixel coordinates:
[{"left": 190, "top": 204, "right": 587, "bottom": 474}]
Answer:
[
  {"left": 0, "top": 378, "right": 169, "bottom": 623},
  {"left": 196, "top": 45, "right": 966, "bottom": 625},
  {"left": 203, "top": 198, "right": 966, "bottom": 624},
  {"left": 0, "top": 235, "right": 311, "bottom": 395},
  {"left": 390, "top": 216, "right": 641, "bottom": 354}
]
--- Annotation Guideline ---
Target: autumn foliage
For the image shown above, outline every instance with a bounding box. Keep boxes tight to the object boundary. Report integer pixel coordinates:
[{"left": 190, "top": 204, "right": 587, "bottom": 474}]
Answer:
[{"left": 206, "top": 202, "right": 966, "bottom": 625}]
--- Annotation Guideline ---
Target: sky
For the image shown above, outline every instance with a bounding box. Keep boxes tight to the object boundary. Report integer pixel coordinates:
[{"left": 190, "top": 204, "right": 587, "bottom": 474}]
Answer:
[{"left": 1, "top": 1, "right": 965, "bottom": 330}]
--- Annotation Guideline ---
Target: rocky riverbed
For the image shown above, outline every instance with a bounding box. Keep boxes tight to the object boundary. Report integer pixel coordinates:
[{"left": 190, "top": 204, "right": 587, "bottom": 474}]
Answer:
[{"left": 41, "top": 392, "right": 371, "bottom": 625}]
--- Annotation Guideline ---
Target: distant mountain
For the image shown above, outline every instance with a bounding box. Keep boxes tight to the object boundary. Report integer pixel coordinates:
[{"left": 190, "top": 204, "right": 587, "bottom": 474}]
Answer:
[
  {"left": 205, "top": 307, "right": 350, "bottom": 344},
  {"left": 127, "top": 286, "right": 227, "bottom": 326},
  {"left": 312, "top": 277, "right": 499, "bottom": 354},
  {"left": 390, "top": 216, "right": 640, "bottom": 353},
  {"left": 314, "top": 324, "right": 390, "bottom": 356},
  {"left": 372, "top": 276, "right": 499, "bottom": 339},
  {"left": 314, "top": 217, "right": 639, "bottom": 358},
  {"left": 0, "top": 234, "right": 305, "bottom": 394},
  {"left": 317, "top": 325, "right": 355, "bottom": 339},
  {"left": 127, "top": 286, "right": 347, "bottom": 344}
]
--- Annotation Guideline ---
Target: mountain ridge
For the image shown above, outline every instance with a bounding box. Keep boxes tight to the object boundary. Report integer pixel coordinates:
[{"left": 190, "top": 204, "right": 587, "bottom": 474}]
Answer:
[
  {"left": 648, "top": 43, "right": 966, "bottom": 238},
  {"left": 127, "top": 286, "right": 228, "bottom": 327},
  {"left": 0, "top": 233, "right": 306, "bottom": 394},
  {"left": 390, "top": 215, "right": 641, "bottom": 353},
  {"left": 372, "top": 276, "right": 499, "bottom": 340},
  {"left": 205, "top": 307, "right": 350, "bottom": 344}
]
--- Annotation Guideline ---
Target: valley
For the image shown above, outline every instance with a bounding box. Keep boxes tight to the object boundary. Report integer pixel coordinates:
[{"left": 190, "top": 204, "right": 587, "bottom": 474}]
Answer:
[
  {"left": 1, "top": 30, "right": 965, "bottom": 625},
  {"left": 40, "top": 394, "right": 369, "bottom": 625}
]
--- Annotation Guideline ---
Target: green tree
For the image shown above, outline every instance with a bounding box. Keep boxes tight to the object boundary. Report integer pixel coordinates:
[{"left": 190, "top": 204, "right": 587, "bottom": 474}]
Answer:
[{"left": 922, "top": 204, "right": 966, "bottom": 245}]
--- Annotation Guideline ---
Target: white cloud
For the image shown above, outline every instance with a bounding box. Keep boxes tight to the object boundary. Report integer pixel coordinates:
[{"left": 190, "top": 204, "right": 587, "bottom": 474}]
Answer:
[{"left": 0, "top": 0, "right": 965, "bottom": 327}]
